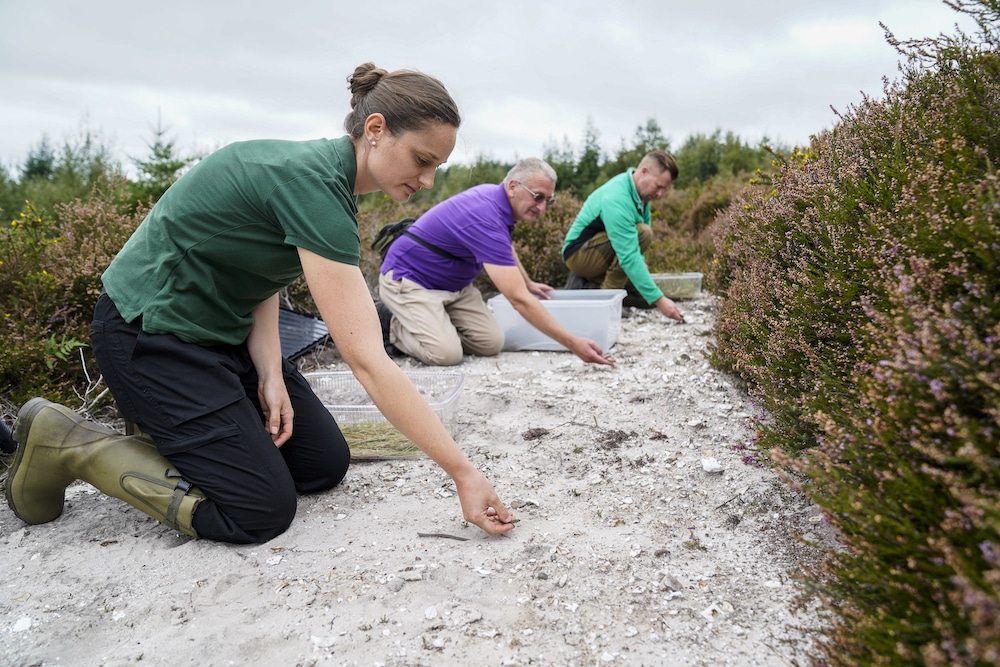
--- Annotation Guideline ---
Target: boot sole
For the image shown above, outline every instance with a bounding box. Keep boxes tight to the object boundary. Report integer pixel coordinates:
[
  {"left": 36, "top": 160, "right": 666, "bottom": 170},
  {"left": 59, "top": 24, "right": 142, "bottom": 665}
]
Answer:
[{"left": 5, "top": 398, "right": 62, "bottom": 523}]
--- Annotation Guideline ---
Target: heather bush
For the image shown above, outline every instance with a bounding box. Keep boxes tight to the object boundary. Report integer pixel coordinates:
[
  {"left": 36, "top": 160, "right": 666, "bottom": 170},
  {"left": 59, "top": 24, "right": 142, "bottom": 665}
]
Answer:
[
  {"left": 711, "top": 2, "right": 1000, "bottom": 663},
  {"left": 0, "top": 176, "right": 146, "bottom": 407},
  {"left": 649, "top": 174, "right": 748, "bottom": 275}
]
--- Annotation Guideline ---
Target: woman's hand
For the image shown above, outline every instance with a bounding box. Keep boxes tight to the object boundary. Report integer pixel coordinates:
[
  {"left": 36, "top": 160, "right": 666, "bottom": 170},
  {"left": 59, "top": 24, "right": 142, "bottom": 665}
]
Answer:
[
  {"left": 453, "top": 468, "right": 517, "bottom": 535},
  {"left": 257, "top": 375, "right": 294, "bottom": 447},
  {"left": 568, "top": 337, "right": 616, "bottom": 367},
  {"left": 247, "top": 293, "right": 294, "bottom": 446}
]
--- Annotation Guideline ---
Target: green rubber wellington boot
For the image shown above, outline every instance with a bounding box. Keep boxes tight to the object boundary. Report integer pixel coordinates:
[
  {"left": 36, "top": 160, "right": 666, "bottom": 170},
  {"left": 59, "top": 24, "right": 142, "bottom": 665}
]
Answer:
[{"left": 4, "top": 398, "right": 204, "bottom": 537}]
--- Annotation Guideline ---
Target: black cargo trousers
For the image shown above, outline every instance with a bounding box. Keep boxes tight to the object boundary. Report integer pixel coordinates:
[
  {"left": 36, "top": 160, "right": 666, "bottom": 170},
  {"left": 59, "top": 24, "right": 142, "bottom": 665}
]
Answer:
[{"left": 90, "top": 292, "right": 351, "bottom": 543}]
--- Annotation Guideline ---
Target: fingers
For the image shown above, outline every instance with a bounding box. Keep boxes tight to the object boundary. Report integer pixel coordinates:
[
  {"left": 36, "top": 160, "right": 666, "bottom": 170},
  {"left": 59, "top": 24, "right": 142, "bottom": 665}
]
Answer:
[
  {"left": 486, "top": 504, "right": 516, "bottom": 524},
  {"left": 477, "top": 506, "right": 516, "bottom": 535},
  {"left": 263, "top": 399, "right": 293, "bottom": 447},
  {"left": 589, "top": 351, "right": 615, "bottom": 366},
  {"left": 272, "top": 420, "right": 293, "bottom": 447},
  {"left": 266, "top": 414, "right": 281, "bottom": 436},
  {"left": 453, "top": 463, "right": 516, "bottom": 535},
  {"left": 580, "top": 341, "right": 615, "bottom": 366},
  {"left": 592, "top": 342, "right": 615, "bottom": 366},
  {"left": 529, "top": 282, "right": 554, "bottom": 299},
  {"left": 461, "top": 488, "right": 517, "bottom": 535}
]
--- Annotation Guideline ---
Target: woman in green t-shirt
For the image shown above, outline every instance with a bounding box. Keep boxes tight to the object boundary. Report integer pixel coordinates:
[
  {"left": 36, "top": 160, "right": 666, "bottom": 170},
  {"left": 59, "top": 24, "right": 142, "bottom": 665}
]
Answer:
[{"left": 5, "top": 63, "right": 516, "bottom": 543}]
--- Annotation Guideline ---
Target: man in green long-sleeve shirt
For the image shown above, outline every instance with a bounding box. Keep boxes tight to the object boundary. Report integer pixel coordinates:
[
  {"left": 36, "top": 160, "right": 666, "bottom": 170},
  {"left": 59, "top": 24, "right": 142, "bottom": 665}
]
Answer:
[{"left": 561, "top": 150, "right": 685, "bottom": 323}]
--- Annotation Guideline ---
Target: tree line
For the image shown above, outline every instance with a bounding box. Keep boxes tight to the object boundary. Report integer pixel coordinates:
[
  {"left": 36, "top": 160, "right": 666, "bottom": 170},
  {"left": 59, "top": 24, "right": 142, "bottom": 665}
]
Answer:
[{"left": 2, "top": 116, "right": 784, "bottom": 223}]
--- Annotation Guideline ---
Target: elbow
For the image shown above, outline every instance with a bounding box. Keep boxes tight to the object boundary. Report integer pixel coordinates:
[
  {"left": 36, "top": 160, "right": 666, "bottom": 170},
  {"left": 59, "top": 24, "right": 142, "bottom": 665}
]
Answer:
[
  {"left": 339, "top": 342, "right": 388, "bottom": 382},
  {"left": 508, "top": 293, "right": 538, "bottom": 315}
]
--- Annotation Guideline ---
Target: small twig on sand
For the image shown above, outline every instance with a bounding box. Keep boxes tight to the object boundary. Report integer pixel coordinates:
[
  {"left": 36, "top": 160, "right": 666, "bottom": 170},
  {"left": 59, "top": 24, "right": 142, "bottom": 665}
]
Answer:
[
  {"left": 416, "top": 532, "right": 469, "bottom": 541},
  {"left": 715, "top": 494, "right": 742, "bottom": 510}
]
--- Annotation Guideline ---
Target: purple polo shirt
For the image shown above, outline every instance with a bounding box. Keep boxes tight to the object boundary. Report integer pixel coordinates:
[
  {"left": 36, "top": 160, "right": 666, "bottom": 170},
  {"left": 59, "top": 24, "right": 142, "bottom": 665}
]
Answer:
[{"left": 381, "top": 183, "right": 517, "bottom": 292}]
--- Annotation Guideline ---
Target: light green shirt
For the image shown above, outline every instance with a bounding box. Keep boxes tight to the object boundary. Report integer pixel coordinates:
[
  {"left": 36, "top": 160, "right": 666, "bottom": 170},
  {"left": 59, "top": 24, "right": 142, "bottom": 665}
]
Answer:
[{"left": 562, "top": 168, "right": 664, "bottom": 304}]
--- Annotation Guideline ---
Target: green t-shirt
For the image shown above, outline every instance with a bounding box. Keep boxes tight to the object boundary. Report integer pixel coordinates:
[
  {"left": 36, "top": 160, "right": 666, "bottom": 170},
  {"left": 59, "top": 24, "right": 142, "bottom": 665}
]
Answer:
[
  {"left": 102, "top": 136, "right": 360, "bottom": 346},
  {"left": 561, "top": 168, "right": 664, "bottom": 305}
]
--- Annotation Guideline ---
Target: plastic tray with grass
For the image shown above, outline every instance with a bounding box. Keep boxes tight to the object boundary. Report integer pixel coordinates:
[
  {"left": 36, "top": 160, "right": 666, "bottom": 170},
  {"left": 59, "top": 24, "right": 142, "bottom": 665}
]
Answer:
[
  {"left": 650, "top": 272, "right": 703, "bottom": 299},
  {"left": 304, "top": 371, "right": 464, "bottom": 460}
]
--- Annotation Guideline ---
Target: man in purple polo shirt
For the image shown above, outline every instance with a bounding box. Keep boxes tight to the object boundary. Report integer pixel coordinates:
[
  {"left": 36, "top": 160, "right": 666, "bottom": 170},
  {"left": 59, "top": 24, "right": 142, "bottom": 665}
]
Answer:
[{"left": 378, "top": 158, "right": 615, "bottom": 367}]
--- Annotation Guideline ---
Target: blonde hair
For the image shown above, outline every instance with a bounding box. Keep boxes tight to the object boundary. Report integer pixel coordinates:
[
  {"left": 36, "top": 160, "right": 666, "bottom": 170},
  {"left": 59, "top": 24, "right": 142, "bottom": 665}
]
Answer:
[{"left": 344, "top": 63, "right": 461, "bottom": 138}]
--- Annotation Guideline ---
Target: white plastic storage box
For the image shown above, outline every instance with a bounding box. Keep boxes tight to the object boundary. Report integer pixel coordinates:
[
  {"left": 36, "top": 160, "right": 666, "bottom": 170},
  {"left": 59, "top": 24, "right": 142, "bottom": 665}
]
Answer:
[
  {"left": 304, "top": 370, "right": 465, "bottom": 434},
  {"left": 650, "top": 272, "right": 703, "bottom": 299},
  {"left": 488, "top": 289, "right": 626, "bottom": 352}
]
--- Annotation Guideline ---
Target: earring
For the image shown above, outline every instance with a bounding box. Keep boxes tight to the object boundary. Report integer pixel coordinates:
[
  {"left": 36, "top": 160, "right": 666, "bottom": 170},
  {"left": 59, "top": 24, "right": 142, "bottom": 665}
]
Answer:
[{"left": 370, "top": 139, "right": 377, "bottom": 146}]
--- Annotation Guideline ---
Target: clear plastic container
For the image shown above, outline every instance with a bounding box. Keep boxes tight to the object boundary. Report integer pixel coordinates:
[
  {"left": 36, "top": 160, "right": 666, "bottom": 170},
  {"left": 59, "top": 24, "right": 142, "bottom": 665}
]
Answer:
[
  {"left": 488, "top": 289, "right": 626, "bottom": 351},
  {"left": 650, "top": 272, "right": 703, "bottom": 299},
  {"left": 304, "top": 370, "right": 465, "bottom": 433}
]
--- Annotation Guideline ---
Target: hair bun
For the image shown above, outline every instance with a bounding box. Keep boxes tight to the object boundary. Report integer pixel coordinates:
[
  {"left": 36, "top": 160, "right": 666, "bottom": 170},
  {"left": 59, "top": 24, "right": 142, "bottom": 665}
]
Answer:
[
  {"left": 347, "top": 62, "right": 388, "bottom": 106},
  {"left": 342, "top": 62, "right": 460, "bottom": 139}
]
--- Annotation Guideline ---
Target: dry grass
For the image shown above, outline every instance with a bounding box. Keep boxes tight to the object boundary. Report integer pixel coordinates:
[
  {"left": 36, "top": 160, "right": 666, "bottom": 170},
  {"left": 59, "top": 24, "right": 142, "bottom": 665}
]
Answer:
[{"left": 340, "top": 422, "right": 425, "bottom": 461}]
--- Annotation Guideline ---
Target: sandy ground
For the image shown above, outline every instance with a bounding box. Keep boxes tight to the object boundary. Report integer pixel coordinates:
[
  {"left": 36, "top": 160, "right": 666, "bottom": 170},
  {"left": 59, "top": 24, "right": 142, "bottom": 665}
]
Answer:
[{"left": 0, "top": 293, "right": 837, "bottom": 667}]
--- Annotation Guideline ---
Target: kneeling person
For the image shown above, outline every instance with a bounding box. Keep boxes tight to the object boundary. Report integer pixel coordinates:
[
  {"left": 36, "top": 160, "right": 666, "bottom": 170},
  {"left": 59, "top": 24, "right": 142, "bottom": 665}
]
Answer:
[
  {"left": 562, "top": 150, "right": 685, "bottom": 323},
  {"left": 379, "top": 158, "right": 614, "bottom": 367}
]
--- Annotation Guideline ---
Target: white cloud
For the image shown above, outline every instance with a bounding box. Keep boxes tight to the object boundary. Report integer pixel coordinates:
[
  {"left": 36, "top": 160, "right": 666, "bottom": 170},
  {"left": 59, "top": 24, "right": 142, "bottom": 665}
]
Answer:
[{"left": 790, "top": 21, "right": 879, "bottom": 51}]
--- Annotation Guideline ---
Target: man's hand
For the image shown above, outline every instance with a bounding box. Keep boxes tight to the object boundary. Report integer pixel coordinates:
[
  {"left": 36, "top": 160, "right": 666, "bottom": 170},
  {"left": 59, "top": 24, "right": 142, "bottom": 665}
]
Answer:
[
  {"left": 526, "top": 280, "right": 554, "bottom": 300},
  {"left": 656, "top": 296, "right": 685, "bottom": 323},
  {"left": 569, "top": 337, "right": 616, "bottom": 366}
]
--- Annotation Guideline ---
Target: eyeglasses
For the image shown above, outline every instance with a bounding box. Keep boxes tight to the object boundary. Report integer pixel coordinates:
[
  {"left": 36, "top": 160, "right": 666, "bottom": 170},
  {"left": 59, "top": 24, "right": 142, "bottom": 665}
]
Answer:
[{"left": 515, "top": 181, "right": 555, "bottom": 207}]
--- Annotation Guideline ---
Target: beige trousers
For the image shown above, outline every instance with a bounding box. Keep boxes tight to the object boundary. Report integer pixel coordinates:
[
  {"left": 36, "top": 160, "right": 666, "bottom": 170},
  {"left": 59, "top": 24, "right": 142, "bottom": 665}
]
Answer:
[
  {"left": 564, "top": 224, "right": 654, "bottom": 308},
  {"left": 378, "top": 271, "right": 504, "bottom": 366}
]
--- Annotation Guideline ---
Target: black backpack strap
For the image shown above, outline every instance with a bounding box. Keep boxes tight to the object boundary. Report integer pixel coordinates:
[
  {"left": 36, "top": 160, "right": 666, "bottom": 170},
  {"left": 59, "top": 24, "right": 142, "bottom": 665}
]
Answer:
[{"left": 402, "top": 230, "right": 462, "bottom": 262}]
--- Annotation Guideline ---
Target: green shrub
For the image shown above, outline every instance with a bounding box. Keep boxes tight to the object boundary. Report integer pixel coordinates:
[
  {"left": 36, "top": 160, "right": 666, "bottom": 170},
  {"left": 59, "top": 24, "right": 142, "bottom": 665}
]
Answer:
[
  {"left": 649, "top": 174, "right": 747, "bottom": 276},
  {"left": 710, "top": 3, "right": 1000, "bottom": 663},
  {"left": 0, "top": 177, "right": 147, "bottom": 407}
]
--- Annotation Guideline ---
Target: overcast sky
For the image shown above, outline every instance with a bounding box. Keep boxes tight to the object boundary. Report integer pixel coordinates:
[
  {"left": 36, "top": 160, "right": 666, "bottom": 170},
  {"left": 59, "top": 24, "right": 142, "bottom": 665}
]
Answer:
[{"left": 0, "top": 0, "right": 973, "bottom": 176}]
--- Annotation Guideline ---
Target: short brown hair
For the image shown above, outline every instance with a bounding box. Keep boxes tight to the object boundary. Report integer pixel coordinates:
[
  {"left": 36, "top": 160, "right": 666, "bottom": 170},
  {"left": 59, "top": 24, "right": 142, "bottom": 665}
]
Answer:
[{"left": 641, "top": 150, "right": 679, "bottom": 181}]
